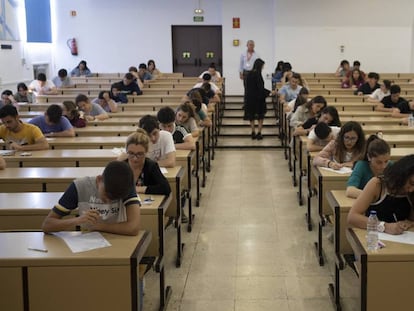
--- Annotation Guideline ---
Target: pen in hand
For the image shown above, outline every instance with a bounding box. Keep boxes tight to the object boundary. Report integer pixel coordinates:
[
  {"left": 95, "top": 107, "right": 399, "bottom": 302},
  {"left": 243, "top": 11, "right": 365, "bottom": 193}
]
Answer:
[{"left": 393, "top": 213, "right": 398, "bottom": 223}]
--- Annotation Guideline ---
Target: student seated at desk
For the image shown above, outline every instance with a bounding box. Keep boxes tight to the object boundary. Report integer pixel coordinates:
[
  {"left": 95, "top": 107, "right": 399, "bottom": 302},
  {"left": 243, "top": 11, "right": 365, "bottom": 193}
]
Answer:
[
  {"left": 347, "top": 154, "right": 414, "bottom": 235},
  {"left": 294, "top": 105, "right": 340, "bottom": 137},
  {"left": 341, "top": 68, "right": 365, "bottom": 89},
  {"left": 0, "top": 155, "right": 5, "bottom": 169},
  {"left": 29, "top": 104, "right": 75, "bottom": 137},
  {"left": 75, "top": 94, "right": 109, "bottom": 121},
  {"left": 110, "top": 83, "right": 128, "bottom": 104},
  {"left": 356, "top": 72, "right": 380, "bottom": 96},
  {"left": 92, "top": 91, "right": 118, "bottom": 113},
  {"left": 13, "top": 83, "right": 33, "bottom": 103},
  {"left": 0, "top": 105, "right": 49, "bottom": 151},
  {"left": 175, "top": 102, "right": 201, "bottom": 138},
  {"left": 62, "top": 101, "right": 86, "bottom": 128},
  {"left": 191, "top": 97, "right": 212, "bottom": 128},
  {"left": 138, "top": 115, "right": 176, "bottom": 168},
  {"left": 28, "top": 73, "right": 57, "bottom": 95},
  {"left": 390, "top": 97, "right": 414, "bottom": 118},
  {"left": 346, "top": 134, "right": 391, "bottom": 199},
  {"left": 284, "top": 87, "right": 309, "bottom": 114},
  {"left": 120, "top": 72, "right": 143, "bottom": 95},
  {"left": 307, "top": 122, "right": 341, "bottom": 152},
  {"left": 52, "top": 69, "right": 73, "bottom": 88},
  {"left": 70, "top": 60, "right": 93, "bottom": 77},
  {"left": 138, "top": 63, "right": 152, "bottom": 82},
  {"left": 290, "top": 95, "right": 327, "bottom": 130},
  {"left": 121, "top": 129, "right": 171, "bottom": 196},
  {"left": 157, "top": 106, "right": 195, "bottom": 150},
  {"left": 0, "top": 89, "right": 18, "bottom": 109},
  {"left": 335, "top": 59, "right": 351, "bottom": 78},
  {"left": 313, "top": 121, "right": 366, "bottom": 170},
  {"left": 42, "top": 161, "right": 141, "bottom": 236},
  {"left": 366, "top": 79, "right": 391, "bottom": 103},
  {"left": 147, "top": 59, "right": 161, "bottom": 78},
  {"left": 199, "top": 62, "right": 222, "bottom": 84},
  {"left": 376, "top": 84, "right": 408, "bottom": 112}
]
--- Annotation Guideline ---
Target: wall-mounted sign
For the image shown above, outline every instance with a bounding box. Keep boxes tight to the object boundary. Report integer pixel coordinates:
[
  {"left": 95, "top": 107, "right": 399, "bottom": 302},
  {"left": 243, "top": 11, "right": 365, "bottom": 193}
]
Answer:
[
  {"left": 233, "top": 17, "right": 240, "bottom": 28},
  {"left": 193, "top": 16, "right": 204, "bottom": 22}
]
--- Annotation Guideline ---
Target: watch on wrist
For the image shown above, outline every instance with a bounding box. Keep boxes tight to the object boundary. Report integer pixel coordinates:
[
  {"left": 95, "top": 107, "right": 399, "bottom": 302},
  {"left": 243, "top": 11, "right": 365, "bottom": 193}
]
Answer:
[{"left": 377, "top": 221, "right": 385, "bottom": 233}]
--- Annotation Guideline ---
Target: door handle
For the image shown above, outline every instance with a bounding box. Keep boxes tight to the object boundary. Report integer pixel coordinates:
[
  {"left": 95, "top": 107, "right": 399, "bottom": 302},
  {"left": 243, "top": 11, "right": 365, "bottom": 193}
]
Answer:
[
  {"left": 195, "top": 58, "right": 198, "bottom": 66},
  {"left": 199, "top": 58, "right": 202, "bottom": 66}
]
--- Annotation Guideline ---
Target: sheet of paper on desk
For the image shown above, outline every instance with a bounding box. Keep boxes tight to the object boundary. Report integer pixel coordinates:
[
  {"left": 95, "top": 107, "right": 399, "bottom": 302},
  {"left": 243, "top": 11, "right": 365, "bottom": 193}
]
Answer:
[
  {"left": 53, "top": 231, "right": 111, "bottom": 253},
  {"left": 160, "top": 167, "right": 168, "bottom": 174},
  {"left": 379, "top": 231, "right": 414, "bottom": 245},
  {"left": 320, "top": 166, "right": 352, "bottom": 174}
]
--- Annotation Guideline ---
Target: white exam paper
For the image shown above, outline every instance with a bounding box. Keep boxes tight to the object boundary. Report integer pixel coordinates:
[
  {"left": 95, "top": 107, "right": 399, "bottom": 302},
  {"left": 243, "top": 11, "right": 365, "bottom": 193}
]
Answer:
[
  {"left": 319, "top": 166, "right": 352, "bottom": 174},
  {"left": 52, "top": 231, "right": 111, "bottom": 253},
  {"left": 378, "top": 231, "right": 414, "bottom": 245}
]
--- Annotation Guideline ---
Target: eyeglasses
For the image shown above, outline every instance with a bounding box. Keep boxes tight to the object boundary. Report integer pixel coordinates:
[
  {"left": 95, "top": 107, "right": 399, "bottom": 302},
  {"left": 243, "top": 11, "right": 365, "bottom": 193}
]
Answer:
[
  {"left": 343, "top": 136, "right": 358, "bottom": 142},
  {"left": 127, "top": 151, "right": 146, "bottom": 159}
]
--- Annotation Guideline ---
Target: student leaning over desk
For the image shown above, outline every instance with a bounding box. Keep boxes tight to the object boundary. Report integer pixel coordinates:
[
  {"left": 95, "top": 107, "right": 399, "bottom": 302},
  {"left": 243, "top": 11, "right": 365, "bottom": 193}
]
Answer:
[
  {"left": 313, "top": 121, "right": 365, "bottom": 170},
  {"left": 42, "top": 161, "right": 141, "bottom": 236},
  {"left": 0, "top": 105, "right": 49, "bottom": 151},
  {"left": 346, "top": 134, "right": 392, "bottom": 199},
  {"left": 347, "top": 154, "right": 414, "bottom": 235}
]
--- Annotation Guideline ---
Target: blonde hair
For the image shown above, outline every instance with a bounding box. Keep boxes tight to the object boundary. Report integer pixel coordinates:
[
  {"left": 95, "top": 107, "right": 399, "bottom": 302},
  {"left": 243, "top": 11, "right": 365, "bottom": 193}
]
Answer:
[{"left": 125, "top": 128, "right": 150, "bottom": 152}]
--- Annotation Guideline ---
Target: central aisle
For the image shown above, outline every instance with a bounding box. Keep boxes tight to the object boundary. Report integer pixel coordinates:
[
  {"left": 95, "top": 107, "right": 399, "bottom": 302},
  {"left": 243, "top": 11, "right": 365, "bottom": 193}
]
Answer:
[{"left": 145, "top": 149, "right": 359, "bottom": 311}]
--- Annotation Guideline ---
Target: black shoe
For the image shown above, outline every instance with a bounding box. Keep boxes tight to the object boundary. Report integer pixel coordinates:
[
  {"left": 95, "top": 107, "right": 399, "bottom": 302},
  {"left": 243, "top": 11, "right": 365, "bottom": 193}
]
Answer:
[
  {"left": 256, "top": 133, "right": 263, "bottom": 140},
  {"left": 181, "top": 213, "right": 189, "bottom": 223},
  {"left": 251, "top": 132, "right": 256, "bottom": 139}
]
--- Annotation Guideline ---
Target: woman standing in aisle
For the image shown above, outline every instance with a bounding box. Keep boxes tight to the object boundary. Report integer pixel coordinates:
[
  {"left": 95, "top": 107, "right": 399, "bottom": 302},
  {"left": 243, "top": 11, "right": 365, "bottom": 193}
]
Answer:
[{"left": 244, "top": 58, "right": 275, "bottom": 140}]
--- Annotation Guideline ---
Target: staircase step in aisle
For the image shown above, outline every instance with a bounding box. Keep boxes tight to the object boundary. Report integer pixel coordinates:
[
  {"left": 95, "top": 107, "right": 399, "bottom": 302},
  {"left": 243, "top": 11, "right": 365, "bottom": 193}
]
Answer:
[
  {"left": 219, "top": 127, "right": 278, "bottom": 136},
  {"left": 216, "top": 136, "right": 282, "bottom": 149},
  {"left": 221, "top": 119, "right": 278, "bottom": 126}
]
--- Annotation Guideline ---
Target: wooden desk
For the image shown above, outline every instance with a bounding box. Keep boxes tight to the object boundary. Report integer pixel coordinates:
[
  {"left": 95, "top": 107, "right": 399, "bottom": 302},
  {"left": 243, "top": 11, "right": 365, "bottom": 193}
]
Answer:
[
  {"left": 346, "top": 228, "right": 414, "bottom": 311},
  {"left": 326, "top": 190, "right": 355, "bottom": 311},
  {"left": 0, "top": 193, "right": 172, "bottom": 311},
  {"left": 176, "top": 149, "right": 197, "bottom": 232},
  {"left": 0, "top": 165, "right": 186, "bottom": 266},
  {"left": 0, "top": 192, "right": 63, "bottom": 230},
  {"left": 0, "top": 231, "right": 151, "bottom": 311},
  {"left": 4, "top": 149, "right": 118, "bottom": 167},
  {"left": 75, "top": 125, "right": 136, "bottom": 136},
  {"left": 311, "top": 165, "right": 351, "bottom": 266},
  {"left": 163, "top": 166, "right": 186, "bottom": 267}
]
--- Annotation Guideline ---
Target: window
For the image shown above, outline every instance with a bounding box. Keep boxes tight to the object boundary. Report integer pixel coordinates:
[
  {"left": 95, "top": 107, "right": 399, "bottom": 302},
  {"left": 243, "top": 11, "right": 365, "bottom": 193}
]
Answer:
[{"left": 24, "top": 0, "right": 51, "bottom": 43}]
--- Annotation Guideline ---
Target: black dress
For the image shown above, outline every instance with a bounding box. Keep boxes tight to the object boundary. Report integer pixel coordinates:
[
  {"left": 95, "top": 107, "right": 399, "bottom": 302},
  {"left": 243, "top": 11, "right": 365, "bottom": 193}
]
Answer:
[{"left": 243, "top": 70, "right": 270, "bottom": 121}]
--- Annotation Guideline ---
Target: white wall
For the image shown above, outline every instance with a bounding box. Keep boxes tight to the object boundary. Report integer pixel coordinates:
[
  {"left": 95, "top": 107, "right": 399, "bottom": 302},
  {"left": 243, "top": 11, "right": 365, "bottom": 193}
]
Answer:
[
  {"left": 274, "top": 0, "right": 414, "bottom": 74},
  {"left": 51, "top": 0, "right": 223, "bottom": 74},
  {"left": 1, "top": 0, "right": 414, "bottom": 95}
]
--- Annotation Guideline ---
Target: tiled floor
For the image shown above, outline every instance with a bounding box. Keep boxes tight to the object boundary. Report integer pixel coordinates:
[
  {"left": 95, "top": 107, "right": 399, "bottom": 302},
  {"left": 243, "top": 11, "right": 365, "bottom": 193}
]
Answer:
[{"left": 144, "top": 149, "right": 360, "bottom": 311}]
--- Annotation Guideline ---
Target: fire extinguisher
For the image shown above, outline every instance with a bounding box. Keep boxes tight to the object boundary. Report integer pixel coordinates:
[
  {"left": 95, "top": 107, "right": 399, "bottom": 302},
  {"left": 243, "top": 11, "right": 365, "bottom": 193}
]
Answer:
[{"left": 67, "top": 38, "right": 78, "bottom": 56}]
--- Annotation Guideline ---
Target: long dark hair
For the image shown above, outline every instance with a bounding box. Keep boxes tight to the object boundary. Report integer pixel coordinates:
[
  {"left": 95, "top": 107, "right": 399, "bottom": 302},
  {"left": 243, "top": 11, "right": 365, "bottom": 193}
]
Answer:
[
  {"left": 319, "top": 106, "right": 341, "bottom": 127},
  {"left": 292, "top": 87, "right": 309, "bottom": 113},
  {"left": 334, "top": 121, "right": 365, "bottom": 162},
  {"left": 252, "top": 58, "right": 265, "bottom": 72},
  {"left": 383, "top": 154, "right": 414, "bottom": 197}
]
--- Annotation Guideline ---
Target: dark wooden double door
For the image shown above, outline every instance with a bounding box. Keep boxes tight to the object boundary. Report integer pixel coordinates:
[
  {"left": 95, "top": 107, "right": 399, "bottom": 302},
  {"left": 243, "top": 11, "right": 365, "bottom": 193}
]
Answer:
[{"left": 172, "top": 26, "right": 222, "bottom": 77}]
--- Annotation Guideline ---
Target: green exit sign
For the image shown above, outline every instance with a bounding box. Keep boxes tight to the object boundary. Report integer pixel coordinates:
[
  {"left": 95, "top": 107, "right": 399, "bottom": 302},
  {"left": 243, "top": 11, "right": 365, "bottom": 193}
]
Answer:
[{"left": 193, "top": 16, "right": 204, "bottom": 22}]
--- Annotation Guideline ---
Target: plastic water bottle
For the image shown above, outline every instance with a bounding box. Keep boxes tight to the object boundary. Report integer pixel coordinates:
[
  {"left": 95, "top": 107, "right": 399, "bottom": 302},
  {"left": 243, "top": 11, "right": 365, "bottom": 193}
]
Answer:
[
  {"left": 408, "top": 112, "right": 414, "bottom": 128},
  {"left": 367, "top": 211, "right": 379, "bottom": 251}
]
